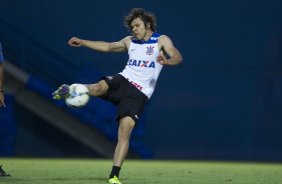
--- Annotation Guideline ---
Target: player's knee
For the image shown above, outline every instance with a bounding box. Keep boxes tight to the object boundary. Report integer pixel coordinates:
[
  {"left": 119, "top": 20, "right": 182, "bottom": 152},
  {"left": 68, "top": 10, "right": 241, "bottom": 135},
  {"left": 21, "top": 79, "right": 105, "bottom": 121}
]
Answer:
[
  {"left": 87, "top": 84, "right": 101, "bottom": 95},
  {"left": 120, "top": 117, "right": 135, "bottom": 129},
  {"left": 118, "top": 117, "right": 135, "bottom": 140},
  {"left": 87, "top": 81, "right": 108, "bottom": 96}
]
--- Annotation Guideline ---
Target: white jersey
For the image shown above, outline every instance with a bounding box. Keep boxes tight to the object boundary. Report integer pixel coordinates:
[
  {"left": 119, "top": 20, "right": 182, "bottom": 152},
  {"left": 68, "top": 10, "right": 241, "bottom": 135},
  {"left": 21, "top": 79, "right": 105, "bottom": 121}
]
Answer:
[{"left": 119, "top": 33, "right": 163, "bottom": 99}]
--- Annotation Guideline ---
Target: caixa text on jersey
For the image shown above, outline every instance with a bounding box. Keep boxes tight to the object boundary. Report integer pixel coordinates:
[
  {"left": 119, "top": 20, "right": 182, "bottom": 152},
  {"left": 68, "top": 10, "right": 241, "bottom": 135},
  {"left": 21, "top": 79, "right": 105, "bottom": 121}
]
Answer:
[{"left": 127, "top": 59, "right": 156, "bottom": 68}]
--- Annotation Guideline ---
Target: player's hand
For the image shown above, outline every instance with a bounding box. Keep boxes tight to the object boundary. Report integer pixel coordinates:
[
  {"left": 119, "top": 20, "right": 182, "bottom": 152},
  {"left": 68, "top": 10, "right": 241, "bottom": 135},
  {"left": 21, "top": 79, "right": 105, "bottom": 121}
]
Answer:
[
  {"left": 68, "top": 37, "right": 83, "bottom": 47},
  {"left": 157, "top": 53, "right": 168, "bottom": 65},
  {"left": 0, "top": 92, "right": 5, "bottom": 107},
  {"left": 52, "top": 84, "right": 70, "bottom": 100}
]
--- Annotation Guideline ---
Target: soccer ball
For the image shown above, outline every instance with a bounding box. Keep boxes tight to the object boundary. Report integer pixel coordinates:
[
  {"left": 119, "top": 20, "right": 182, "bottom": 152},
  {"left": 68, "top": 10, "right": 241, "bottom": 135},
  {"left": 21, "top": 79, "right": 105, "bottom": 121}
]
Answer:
[{"left": 65, "top": 84, "right": 89, "bottom": 108}]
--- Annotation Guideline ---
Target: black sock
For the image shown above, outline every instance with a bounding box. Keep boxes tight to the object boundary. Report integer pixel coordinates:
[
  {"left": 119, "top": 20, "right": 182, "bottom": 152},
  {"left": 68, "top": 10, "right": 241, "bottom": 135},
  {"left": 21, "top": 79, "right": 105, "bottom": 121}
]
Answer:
[{"left": 109, "top": 166, "right": 121, "bottom": 178}]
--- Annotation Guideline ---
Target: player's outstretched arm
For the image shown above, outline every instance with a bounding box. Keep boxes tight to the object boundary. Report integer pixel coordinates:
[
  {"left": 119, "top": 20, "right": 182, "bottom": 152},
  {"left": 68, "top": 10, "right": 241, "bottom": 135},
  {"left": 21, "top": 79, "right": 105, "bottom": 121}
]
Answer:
[
  {"left": 157, "top": 35, "right": 183, "bottom": 65},
  {"left": 68, "top": 37, "right": 129, "bottom": 52}
]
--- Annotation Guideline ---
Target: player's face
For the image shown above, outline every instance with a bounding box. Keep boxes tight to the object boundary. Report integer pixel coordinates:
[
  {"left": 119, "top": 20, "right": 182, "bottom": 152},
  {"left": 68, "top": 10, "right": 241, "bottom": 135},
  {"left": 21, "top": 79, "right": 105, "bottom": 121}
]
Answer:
[{"left": 131, "top": 18, "right": 148, "bottom": 40}]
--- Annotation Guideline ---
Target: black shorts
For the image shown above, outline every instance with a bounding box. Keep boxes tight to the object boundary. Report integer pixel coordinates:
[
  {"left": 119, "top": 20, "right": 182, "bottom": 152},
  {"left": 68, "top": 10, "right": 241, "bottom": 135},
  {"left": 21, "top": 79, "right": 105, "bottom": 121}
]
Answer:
[{"left": 100, "top": 74, "right": 148, "bottom": 124}]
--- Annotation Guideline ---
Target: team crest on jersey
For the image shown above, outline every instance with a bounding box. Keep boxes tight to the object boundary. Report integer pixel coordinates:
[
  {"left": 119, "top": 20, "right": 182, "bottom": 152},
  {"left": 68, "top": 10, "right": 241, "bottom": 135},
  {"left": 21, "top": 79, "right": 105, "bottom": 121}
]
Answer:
[{"left": 146, "top": 46, "right": 154, "bottom": 55}]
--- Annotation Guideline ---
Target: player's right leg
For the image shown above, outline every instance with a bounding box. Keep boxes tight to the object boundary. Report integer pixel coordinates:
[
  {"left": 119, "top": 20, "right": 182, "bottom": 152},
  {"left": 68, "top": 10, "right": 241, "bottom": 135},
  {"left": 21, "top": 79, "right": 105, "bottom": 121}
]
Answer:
[
  {"left": 85, "top": 80, "right": 108, "bottom": 97},
  {"left": 52, "top": 80, "right": 108, "bottom": 100},
  {"left": 52, "top": 84, "right": 71, "bottom": 100}
]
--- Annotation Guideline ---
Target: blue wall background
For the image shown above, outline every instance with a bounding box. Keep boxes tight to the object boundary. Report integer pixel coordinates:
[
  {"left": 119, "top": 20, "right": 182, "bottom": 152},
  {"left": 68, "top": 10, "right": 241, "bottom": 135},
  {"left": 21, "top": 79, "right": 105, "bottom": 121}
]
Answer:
[{"left": 1, "top": 0, "right": 282, "bottom": 161}]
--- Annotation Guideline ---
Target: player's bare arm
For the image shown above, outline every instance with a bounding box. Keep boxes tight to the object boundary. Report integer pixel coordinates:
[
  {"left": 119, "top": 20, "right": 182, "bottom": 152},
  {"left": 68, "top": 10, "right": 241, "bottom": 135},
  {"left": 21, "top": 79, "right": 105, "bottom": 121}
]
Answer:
[
  {"left": 157, "top": 35, "right": 183, "bottom": 65},
  {"left": 0, "top": 64, "right": 5, "bottom": 107},
  {"left": 68, "top": 36, "right": 131, "bottom": 52}
]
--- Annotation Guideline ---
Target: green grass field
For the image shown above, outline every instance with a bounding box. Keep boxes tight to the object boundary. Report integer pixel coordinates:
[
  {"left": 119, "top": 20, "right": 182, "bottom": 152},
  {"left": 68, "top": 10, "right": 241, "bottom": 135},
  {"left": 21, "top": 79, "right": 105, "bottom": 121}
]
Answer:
[{"left": 0, "top": 158, "right": 281, "bottom": 184}]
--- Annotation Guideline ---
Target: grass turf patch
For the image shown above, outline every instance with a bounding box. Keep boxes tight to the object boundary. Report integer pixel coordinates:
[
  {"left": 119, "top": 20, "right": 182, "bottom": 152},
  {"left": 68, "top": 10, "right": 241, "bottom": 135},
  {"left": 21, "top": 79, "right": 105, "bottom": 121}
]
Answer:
[{"left": 0, "top": 158, "right": 281, "bottom": 184}]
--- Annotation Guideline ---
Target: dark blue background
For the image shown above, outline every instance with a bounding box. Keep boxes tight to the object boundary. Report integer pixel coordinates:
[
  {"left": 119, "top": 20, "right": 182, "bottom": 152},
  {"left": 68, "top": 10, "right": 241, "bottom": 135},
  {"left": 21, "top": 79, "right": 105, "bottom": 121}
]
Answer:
[{"left": 1, "top": 0, "right": 282, "bottom": 160}]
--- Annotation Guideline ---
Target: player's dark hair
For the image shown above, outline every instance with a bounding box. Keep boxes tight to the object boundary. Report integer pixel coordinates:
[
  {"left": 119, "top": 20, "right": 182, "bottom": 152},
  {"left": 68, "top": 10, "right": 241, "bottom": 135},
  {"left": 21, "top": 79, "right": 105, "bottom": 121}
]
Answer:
[{"left": 123, "top": 8, "right": 157, "bottom": 32}]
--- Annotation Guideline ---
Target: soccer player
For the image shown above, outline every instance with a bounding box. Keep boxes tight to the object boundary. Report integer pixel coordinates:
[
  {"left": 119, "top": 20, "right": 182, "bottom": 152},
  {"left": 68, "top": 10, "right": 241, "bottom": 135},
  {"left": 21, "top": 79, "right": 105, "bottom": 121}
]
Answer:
[
  {"left": 53, "top": 8, "right": 182, "bottom": 184},
  {"left": 0, "top": 43, "right": 10, "bottom": 177},
  {"left": 0, "top": 42, "right": 5, "bottom": 108}
]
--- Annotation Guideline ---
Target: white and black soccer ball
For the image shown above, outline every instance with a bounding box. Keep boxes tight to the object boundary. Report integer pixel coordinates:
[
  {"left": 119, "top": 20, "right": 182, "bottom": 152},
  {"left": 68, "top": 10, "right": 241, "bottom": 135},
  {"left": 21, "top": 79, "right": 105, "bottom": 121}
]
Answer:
[{"left": 65, "top": 84, "right": 89, "bottom": 108}]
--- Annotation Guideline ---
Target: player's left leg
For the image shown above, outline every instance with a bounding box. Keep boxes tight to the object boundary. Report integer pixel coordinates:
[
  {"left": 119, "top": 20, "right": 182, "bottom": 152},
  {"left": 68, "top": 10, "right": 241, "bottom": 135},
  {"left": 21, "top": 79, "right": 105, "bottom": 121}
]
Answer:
[
  {"left": 109, "top": 116, "right": 135, "bottom": 184},
  {"left": 114, "top": 116, "right": 135, "bottom": 166}
]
